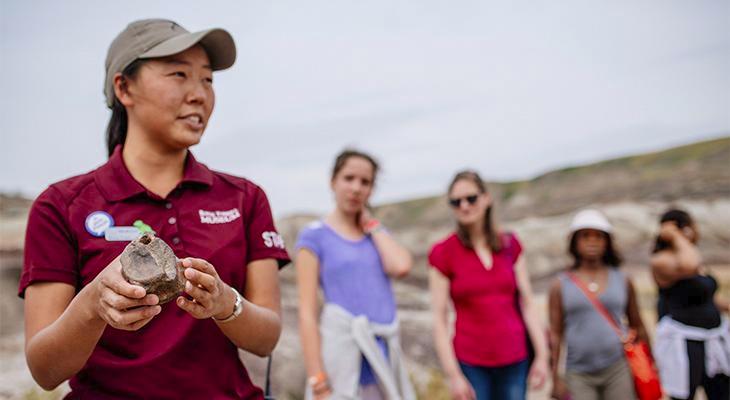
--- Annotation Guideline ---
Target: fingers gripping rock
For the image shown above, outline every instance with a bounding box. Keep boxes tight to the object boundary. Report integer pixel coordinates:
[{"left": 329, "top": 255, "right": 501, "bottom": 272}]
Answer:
[{"left": 120, "top": 233, "right": 184, "bottom": 304}]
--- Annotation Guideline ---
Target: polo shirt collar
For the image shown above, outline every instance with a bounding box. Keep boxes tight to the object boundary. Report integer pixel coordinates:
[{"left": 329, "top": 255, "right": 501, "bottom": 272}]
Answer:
[{"left": 96, "top": 145, "right": 214, "bottom": 202}]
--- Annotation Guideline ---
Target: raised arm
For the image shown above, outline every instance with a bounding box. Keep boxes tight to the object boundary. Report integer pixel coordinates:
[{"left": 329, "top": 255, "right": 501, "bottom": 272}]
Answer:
[
  {"left": 369, "top": 229, "right": 413, "bottom": 278},
  {"left": 362, "top": 212, "right": 412, "bottom": 279},
  {"left": 651, "top": 223, "right": 702, "bottom": 288}
]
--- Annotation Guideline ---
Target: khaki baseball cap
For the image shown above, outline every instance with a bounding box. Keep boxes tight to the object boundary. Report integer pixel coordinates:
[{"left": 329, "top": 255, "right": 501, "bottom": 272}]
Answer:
[{"left": 104, "top": 19, "right": 236, "bottom": 107}]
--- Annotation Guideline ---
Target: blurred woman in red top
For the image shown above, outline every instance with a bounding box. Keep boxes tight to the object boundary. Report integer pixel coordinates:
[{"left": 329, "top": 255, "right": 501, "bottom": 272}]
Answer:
[{"left": 428, "top": 170, "right": 548, "bottom": 400}]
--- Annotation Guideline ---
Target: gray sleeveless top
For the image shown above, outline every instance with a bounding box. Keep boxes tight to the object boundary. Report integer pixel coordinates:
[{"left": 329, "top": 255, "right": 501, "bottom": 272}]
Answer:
[{"left": 559, "top": 268, "right": 627, "bottom": 373}]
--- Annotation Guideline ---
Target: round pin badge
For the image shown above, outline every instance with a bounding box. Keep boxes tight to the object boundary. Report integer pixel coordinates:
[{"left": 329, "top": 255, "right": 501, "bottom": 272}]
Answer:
[{"left": 85, "top": 211, "right": 114, "bottom": 237}]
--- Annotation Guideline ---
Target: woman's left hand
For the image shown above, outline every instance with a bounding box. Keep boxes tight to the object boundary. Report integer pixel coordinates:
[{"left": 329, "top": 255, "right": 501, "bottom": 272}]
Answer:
[
  {"left": 528, "top": 357, "right": 549, "bottom": 389},
  {"left": 357, "top": 207, "right": 374, "bottom": 229},
  {"left": 176, "top": 257, "right": 234, "bottom": 320}
]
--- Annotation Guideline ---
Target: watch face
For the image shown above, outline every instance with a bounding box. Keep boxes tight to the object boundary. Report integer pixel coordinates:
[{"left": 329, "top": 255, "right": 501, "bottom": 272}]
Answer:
[
  {"left": 232, "top": 287, "right": 243, "bottom": 317},
  {"left": 213, "top": 287, "right": 243, "bottom": 322}
]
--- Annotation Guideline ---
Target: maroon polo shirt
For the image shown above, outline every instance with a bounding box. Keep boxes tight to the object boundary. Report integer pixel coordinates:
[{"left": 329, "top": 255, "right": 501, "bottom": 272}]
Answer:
[{"left": 19, "top": 146, "right": 290, "bottom": 399}]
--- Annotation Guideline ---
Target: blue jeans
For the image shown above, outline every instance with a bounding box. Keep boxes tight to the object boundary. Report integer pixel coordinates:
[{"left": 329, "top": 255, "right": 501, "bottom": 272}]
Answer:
[{"left": 459, "top": 359, "right": 529, "bottom": 400}]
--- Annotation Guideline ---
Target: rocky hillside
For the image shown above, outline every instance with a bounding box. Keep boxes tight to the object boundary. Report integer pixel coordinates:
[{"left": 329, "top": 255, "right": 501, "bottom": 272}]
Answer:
[
  {"left": 268, "top": 136, "right": 730, "bottom": 397},
  {"left": 278, "top": 136, "right": 730, "bottom": 281}
]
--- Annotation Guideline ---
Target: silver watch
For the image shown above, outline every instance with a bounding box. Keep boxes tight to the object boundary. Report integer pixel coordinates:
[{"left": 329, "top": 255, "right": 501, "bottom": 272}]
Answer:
[{"left": 212, "top": 286, "right": 243, "bottom": 323}]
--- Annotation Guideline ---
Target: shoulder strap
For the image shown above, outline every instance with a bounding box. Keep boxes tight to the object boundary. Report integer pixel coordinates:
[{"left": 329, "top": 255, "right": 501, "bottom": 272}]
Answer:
[{"left": 566, "top": 272, "right": 624, "bottom": 340}]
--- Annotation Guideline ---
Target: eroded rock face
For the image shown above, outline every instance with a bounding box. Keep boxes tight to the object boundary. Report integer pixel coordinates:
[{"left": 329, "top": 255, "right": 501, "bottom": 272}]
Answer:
[{"left": 120, "top": 233, "right": 184, "bottom": 304}]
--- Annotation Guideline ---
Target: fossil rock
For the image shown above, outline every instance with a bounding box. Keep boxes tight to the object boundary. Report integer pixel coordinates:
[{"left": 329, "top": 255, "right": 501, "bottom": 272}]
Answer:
[{"left": 120, "top": 233, "right": 184, "bottom": 304}]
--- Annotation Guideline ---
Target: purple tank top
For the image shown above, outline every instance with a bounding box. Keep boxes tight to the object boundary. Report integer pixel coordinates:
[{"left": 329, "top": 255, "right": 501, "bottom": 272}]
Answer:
[
  {"left": 296, "top": 221, "right": 396, "bottom": 323},
  {"left": 296, "top": 221, "right": 396, "bottom": 384}
]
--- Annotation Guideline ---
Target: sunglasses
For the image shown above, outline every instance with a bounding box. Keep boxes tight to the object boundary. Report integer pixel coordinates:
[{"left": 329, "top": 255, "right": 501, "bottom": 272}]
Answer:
[{"left": 448, "top": 194, "right": 479, "bottom": 208}]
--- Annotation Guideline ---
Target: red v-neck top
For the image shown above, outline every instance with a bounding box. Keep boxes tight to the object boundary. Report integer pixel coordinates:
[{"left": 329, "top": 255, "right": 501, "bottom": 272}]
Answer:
[{"left": 428, "top": 232, "right": 528, "bottom": 367}]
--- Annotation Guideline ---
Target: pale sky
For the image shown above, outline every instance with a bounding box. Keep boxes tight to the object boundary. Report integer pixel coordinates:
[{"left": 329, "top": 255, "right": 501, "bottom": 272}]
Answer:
[{"left": 1, "top": 1, "right": 728, "bottom": 216}]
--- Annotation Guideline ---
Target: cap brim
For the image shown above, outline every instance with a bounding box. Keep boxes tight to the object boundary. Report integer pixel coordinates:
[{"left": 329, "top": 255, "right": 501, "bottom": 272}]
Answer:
[{"left": 138, "top": 28, "right": 236, "bottom": 71}]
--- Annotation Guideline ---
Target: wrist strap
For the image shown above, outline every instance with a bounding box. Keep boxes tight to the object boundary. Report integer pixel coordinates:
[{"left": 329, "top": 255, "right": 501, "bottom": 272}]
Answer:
[{"left": 212, "top": 286, "right": 242, "bottom": 323}]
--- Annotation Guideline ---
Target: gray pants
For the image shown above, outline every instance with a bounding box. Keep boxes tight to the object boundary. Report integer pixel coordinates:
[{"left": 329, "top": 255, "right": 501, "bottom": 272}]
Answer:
[{"left": 566, "top": 359, "right": 636, "bottom": 400}]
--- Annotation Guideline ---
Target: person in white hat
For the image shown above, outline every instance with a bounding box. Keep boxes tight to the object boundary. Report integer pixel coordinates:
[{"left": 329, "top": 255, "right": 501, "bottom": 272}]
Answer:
[{"left": 548, "top": 209, "right": 650, "bottom": 400}]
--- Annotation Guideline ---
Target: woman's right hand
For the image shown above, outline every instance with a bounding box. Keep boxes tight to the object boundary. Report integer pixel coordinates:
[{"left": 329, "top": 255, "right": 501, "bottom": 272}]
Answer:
[
  {"left": 91, "top": 256, "right": 161, "bottom": 330},
  {"left": 551, "top": 376, "right": 570, "bottom": 400},
  {"left": 659, "top": 222, "right": 681, "bottom": 242},
  {"left": 313, "top": 387, "right": 331, "bottom": 400},
  {"left": 449, "top": 373, "right": 476, "bottom": 400}
]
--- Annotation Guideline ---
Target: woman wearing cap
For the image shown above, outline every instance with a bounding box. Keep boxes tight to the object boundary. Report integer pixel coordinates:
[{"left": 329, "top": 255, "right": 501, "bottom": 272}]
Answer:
[
  {"left": 548, "top": 209, "right": 649, "bottom": 400},
  {"left": 295, "top": 149, "right": 415, "bottom": 400},
  {"left": 428, "top": 170, "right": 549, "bottom": 400},
  {"left": 650, "top": 209, "right": 730, "bottom": 400},
  {"left": 19, "top": 19, "right": 289, "bottom": 399}
]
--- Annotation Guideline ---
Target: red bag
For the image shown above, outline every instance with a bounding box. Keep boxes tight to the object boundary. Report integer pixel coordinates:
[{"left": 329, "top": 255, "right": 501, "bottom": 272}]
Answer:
[{"left": 567, "top": 273, "right": 663, "bottom": 400}]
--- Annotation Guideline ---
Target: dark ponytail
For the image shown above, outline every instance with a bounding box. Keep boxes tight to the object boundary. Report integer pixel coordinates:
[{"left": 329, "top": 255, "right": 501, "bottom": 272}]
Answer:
[
  {"left": 105, "top": 59, "right": 144, "bottom": 157},
  {"left": 449, "top": 170, "right": 502, "bottom": 252}
]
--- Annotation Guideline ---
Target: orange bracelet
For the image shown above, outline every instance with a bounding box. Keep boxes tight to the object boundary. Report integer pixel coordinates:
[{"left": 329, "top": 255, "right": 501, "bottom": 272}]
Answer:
[
  {"left": 307, "top": 371, "right": 328, "bottom": 388},
  {"left": 363, "top": 219, "right": 382, "bottom": 234}
]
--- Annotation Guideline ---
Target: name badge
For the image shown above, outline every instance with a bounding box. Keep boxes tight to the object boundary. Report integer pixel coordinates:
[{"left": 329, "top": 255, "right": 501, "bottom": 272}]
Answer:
[{"left": 105, "top": 227, "right": 142, "bottom": 242}]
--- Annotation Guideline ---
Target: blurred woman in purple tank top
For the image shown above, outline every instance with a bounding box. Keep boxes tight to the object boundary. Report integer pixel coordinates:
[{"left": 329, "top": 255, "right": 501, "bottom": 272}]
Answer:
[{"left": 295, "top": 150, "right": 415, "bottom": 400}]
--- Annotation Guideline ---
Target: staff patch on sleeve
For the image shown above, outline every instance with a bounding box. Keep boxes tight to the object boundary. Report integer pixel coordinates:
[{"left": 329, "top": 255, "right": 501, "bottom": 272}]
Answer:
[{"left": 262, "top": 231, "right": 285, "bottom": 249}]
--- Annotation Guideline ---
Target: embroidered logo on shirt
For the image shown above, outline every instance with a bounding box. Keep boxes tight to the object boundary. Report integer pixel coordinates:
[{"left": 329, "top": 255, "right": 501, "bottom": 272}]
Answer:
[
  {"left": 198, "top": 208, "right": 241, "bottom": 224},
  {"left": 262, "top": 231, "right": 285, "bottom": 249}
]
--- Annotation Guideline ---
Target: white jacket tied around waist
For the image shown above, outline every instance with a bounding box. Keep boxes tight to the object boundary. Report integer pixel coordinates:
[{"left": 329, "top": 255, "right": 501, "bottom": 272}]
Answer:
[
  {"left": 305, "top": 303, "right": 416, "bottom": 400},
  {"left": 653, "top": 316, "right": 730, "bottom": 399}
]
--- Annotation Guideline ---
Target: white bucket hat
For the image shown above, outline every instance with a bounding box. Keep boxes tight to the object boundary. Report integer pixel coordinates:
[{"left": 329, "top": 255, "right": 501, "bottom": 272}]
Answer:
[{"left": 569, "top": 209, "right": 613, "bottom": 234}]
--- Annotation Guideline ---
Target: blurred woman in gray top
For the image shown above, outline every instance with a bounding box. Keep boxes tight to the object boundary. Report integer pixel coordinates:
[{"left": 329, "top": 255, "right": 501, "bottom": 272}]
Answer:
[{"left": 548, "top": 210, "right": 650, "bottom": 400}]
